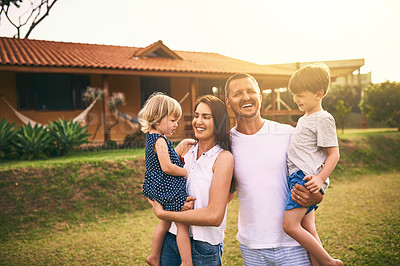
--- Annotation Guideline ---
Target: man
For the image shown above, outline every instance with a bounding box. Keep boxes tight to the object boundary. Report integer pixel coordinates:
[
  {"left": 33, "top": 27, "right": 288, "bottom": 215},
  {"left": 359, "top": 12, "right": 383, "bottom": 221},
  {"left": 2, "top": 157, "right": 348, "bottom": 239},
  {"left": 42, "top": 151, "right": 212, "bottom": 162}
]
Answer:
[{"left": 225, "top": 73, "right": 323, "bottom": 265}]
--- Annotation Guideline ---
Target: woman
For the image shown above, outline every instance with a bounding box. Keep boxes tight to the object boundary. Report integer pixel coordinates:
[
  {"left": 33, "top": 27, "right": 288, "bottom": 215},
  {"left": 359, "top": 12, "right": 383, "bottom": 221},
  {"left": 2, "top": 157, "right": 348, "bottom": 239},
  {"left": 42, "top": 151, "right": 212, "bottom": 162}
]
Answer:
[{"left": 149, "top": 94, "right": 235, "bottom": 265}]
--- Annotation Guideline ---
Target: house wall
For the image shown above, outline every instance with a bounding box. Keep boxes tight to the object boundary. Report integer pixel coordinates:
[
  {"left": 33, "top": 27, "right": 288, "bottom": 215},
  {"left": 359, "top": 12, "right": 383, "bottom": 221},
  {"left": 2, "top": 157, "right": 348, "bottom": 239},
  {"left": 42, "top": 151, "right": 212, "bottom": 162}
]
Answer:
[
  {"left": 0, "top": 70, "right": 195, "bottom": 144},
  {"left": 105, "top": 75, "right": 193, "bottom": 142},
  {"left": 0, "top": 71, "right": 18, "bottom": 124},
  {"left": 0, "top": 70, "right": 81, "bottom": 127},
  {"left": 171, "top": 77, "right": 192, "bottom": 139}
]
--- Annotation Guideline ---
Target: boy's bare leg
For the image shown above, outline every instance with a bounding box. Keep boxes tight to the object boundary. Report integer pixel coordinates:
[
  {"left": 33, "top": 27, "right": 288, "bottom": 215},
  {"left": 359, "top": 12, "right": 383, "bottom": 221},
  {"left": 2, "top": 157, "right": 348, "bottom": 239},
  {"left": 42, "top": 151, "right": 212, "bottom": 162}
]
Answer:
[
  {"left": 146, "top": 219, "right": 171, "bottom": 266},
  {"left": 301, "top": 211, "right": 321, "bottom": 265},
  {"left": 283, "top": 208, "right": 343, "bottom": 266},
  {"left": 176, "top": 222, "right": 193, "bottom": 266},
  {"left": 302, "top": 211, "right": 322, "bottom": 245}
]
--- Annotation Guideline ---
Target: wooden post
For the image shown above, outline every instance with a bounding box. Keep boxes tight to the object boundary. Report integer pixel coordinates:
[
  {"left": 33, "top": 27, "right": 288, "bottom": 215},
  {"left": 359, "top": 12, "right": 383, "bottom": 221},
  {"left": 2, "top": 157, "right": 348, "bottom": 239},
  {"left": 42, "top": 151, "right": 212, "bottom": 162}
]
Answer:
[
  {"left": 102, "top": 74, "right": 110, "bottom": 144},
  {"left": 190, "top": 78, "right": 198, "bottom": 113},
  {"left": 187, "top": 78, "right": 198, "bottom": 137},
  {"left": 351, "top": 73, "right": 354, "bottom": 88},
  {"left": 270, "top": 88, "right": 276, "bottom": 121}
]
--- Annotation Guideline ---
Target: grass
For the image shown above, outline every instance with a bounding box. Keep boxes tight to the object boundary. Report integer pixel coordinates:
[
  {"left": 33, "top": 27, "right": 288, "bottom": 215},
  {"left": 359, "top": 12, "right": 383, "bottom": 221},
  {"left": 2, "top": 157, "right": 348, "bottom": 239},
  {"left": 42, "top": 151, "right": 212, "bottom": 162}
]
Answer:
[
  {"left": 337, "top": 127, "right": 398, "bottom": 139},
  {"left": 0, "top": 128, "right": 399, "bottom": 265},
  {"left": 0, "top": 158, "right": 148, "bottom": 241},
  {"left": 0, "top": 147, "right": 145, "bottom": 171},
  {"left": 1, "top": 172, "right": 399, "bottom": 265}
]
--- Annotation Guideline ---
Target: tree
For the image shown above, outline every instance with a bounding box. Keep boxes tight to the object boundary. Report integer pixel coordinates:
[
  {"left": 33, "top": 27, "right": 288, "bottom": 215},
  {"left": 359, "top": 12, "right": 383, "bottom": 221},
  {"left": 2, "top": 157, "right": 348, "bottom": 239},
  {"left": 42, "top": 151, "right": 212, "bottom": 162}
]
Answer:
[
  {"left": 83, "top": 87, "right": 128, "bottom": 146},
  {"left": 360, "top": 81, "right": 400, "bottom": 131},
  {"left": 334, "top": 99, "right": 352, "bottom": 134},
  {"left": 0, "top": 0, "right": 58, "bottom": 38},
  {"left": 82, "top": 87, "right": 105, "bottom": 142},
  {"left": 323, "top": 84, "right": 362, "bottom": 114}
]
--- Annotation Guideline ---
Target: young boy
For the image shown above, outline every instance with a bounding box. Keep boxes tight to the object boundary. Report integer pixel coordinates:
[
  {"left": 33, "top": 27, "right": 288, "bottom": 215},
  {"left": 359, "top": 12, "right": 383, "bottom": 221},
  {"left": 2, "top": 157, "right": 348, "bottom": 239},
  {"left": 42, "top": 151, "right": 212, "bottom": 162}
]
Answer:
[{"left": 283, "top": 63, "right": 343, "bottom": 265}]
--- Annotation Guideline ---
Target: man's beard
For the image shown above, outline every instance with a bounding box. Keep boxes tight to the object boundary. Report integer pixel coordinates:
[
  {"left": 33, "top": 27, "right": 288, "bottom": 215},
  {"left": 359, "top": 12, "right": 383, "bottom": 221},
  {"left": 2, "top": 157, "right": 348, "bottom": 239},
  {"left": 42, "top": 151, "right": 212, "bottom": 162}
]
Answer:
[{"left": 234, "top": 109, "right": 259, "bottom": 119}]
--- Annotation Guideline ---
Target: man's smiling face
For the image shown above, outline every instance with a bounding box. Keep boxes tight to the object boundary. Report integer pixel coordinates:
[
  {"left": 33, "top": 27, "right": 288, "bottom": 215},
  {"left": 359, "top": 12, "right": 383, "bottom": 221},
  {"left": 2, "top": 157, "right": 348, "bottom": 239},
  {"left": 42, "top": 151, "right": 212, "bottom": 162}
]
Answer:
[{"left": 225, "top": 77, "right": 262, "bottom": 119}]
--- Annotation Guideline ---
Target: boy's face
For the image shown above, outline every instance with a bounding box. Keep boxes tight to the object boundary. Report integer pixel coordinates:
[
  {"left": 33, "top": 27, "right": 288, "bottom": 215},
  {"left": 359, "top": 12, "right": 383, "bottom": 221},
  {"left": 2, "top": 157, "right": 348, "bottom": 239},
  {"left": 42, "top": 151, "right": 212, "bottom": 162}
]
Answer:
[{"left": 292, "top": 89, "right": 323, "bottom": 115}]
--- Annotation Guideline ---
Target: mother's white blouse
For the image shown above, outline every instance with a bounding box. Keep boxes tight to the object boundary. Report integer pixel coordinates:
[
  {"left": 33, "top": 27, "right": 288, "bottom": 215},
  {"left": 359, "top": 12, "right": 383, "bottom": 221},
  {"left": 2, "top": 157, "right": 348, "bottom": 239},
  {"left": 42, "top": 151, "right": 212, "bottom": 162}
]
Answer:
[{"left": 169, "top": 143, "right": 226, "bottom": 245}]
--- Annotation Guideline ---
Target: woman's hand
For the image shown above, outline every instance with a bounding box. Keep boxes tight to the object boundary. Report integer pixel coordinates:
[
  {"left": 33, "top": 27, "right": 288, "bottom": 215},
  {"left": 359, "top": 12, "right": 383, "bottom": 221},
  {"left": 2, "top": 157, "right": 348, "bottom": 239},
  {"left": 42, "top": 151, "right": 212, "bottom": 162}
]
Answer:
[{"left": 148, "top": 199, "right": 165, "bottom": 219}]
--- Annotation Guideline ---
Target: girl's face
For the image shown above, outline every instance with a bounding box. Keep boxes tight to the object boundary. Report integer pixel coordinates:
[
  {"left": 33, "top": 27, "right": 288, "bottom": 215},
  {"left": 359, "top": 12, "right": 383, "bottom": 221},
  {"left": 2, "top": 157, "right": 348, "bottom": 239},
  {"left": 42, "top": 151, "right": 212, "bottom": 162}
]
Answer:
[
  {"left": 155, "top": 115, "right": 179, "bottom": 136},
  {"left": 192, "top": 102, "right": 215, "bottom": 142}
]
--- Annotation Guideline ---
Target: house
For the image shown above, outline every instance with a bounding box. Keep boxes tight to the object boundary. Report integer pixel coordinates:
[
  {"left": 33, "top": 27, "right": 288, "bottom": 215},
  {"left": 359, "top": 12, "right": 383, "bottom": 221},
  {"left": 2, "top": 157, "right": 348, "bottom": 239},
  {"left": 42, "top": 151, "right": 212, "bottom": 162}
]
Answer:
[{"left": 0, "top": 37, "right": 364, "bottom": 144}]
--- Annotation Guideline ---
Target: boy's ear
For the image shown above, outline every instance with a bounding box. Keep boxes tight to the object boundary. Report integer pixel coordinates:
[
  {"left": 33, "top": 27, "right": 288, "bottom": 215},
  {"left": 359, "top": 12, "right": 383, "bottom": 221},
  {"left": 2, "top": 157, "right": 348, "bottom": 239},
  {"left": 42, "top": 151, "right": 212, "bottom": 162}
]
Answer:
[{"left": 316, "top": 90, "right": 324, "bottom": 99}]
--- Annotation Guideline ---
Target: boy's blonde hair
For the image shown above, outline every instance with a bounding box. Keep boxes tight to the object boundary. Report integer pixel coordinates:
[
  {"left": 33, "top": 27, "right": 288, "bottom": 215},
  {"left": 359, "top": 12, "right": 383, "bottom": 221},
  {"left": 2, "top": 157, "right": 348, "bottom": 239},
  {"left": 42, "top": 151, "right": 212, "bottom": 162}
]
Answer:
[
  {"left": 138, "top": 92, "right": 182, "bottom": 133},
  {"left": 288, "top": 63, "right": 331, "bottom": 96}
]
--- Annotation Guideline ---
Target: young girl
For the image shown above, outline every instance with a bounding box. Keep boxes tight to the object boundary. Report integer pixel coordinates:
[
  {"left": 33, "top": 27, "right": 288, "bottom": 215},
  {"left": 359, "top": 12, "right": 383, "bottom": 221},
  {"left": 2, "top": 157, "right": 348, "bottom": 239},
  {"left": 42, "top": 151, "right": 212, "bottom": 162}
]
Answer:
[
  {"left": 138, "top": 92, "right": 192, "bottom": 266},
  {"left": 150, "top": 95, "right": 234, "bottom": 265}
]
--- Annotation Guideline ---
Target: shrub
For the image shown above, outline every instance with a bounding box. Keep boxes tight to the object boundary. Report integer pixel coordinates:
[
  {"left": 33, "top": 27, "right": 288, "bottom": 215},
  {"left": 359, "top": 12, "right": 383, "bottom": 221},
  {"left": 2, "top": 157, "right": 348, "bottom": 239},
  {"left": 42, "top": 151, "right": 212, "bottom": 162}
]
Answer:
[
  {"left": 13, "top": 123, "right": 51, "bottom": 160},
  {"left": 48, "top": 119, "right": 90, "bottom": 156},
  {"left": 0, "top": 118, "right": 16, "bottom": 159},
  {"left": 123, "top": 130, "right": 146, "bottom": 149}
]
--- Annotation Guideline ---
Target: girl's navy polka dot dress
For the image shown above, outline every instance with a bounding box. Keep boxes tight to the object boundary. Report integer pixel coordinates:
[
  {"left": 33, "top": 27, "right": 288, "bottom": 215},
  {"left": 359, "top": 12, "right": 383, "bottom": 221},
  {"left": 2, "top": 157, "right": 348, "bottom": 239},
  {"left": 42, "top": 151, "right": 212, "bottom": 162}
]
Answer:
[{"left": 142, "top": 133, "right": 187, "bottom": 211}]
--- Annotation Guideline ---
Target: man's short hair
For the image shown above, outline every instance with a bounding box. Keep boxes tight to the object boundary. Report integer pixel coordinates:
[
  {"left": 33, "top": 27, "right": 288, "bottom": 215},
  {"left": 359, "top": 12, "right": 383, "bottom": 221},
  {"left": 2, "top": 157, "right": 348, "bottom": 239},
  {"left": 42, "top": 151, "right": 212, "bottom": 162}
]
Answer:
[{"left": 224, "top": 73, "right": 261, "bottom": 98}]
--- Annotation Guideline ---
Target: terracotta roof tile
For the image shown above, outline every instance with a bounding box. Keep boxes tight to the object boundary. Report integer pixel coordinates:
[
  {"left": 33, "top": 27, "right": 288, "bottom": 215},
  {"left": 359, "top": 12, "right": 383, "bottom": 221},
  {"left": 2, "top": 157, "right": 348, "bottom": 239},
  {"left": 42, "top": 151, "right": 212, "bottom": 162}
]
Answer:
[{"left": 0, "top": 37, "right": 292, "bottom": 76}]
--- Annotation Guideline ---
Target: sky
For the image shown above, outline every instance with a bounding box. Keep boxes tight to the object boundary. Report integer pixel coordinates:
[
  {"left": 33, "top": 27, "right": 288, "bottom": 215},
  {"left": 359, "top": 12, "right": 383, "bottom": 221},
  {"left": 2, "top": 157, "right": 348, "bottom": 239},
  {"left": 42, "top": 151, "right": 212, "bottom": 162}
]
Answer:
[{"left": 1, "top": 0, "right": 399, "bottom": 84}]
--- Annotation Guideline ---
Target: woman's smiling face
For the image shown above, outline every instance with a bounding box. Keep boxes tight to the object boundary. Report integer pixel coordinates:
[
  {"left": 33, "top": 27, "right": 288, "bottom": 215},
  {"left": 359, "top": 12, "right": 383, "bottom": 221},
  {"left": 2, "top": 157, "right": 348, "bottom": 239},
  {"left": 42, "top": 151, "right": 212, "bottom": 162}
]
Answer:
[{"left": 192, "top": 102, "right": 215, "bottom": 142}]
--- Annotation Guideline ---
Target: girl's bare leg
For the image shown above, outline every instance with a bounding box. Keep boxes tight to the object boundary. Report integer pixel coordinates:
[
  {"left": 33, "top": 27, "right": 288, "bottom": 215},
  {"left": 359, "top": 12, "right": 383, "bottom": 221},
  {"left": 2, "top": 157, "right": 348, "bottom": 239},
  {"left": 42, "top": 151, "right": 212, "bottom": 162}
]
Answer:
[
  {"left": 283, "top": 208, "right": 343, "bottom": 266},
  {"left": 146, "top": 219, "right": 171, "bottom": 266},
  {"left": 176, "top": 222, "right": 193, "bottom": 266}
]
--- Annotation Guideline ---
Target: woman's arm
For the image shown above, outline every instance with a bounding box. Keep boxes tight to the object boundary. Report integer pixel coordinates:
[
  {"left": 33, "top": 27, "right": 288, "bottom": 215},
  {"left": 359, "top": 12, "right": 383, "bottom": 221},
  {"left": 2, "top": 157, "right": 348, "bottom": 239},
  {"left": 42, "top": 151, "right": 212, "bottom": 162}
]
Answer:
[
  {"left": 151, "top": 150, "right": 234, "bottom": 226},
  {"left": 155, "top": 138, "right": 187, "bottom": 177}
]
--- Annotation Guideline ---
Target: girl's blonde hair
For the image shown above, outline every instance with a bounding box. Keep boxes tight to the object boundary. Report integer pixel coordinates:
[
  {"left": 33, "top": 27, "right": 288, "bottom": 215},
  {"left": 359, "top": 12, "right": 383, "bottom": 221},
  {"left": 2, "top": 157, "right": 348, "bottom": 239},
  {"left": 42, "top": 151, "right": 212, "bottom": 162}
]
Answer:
[{"left": 138, "top": 92, "right": 182, "bottom": 133}]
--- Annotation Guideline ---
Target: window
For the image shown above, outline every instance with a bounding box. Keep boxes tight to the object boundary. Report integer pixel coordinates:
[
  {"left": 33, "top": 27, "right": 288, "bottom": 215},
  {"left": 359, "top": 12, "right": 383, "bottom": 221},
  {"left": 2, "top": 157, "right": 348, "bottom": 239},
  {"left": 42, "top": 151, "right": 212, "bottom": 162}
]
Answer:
[
  {"left": 140, "top": 77, "right": 171, "bottom": 105},
  {"left": 16, "top": 73, "right": 90, "bottom": 111},
  {"left": 199, "top": 79, "right": 226, "bottom": 98}
]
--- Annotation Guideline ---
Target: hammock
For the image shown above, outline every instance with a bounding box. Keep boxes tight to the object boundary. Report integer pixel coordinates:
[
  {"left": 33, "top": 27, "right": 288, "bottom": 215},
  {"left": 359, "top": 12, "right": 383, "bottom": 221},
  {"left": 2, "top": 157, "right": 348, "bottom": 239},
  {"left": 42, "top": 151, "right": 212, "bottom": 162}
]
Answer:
[
  {"left": 72, "top": 99, "right": 97, "bottom": 125},
  {"left": 1, "top": 96, "right": 97, "bottom": 127},
  {"left": 113, "top": 92, "right": 187, "bottom": 129},
  {"left": 112, "top": 110, "right": 139, "bottom": 131},
  {"left": 119, "top": 112, "right": 139, "bottom": 124}
]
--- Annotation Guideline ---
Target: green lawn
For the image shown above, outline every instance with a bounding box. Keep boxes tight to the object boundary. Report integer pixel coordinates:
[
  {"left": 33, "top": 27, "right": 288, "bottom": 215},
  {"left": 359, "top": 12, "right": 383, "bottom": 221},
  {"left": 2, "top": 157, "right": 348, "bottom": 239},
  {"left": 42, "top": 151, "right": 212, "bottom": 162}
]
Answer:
[
  {"left": 337, "top": 127, "right": 398, "bottom": 139},
  {"left": 0, "top": 147, "right": 145, "bottom": 171},
  {"left": 0, "top": 172, "right": 399, "bottom": 265},
  {"left": 0, "top": 128, "right": 399, "bottom": 265}
]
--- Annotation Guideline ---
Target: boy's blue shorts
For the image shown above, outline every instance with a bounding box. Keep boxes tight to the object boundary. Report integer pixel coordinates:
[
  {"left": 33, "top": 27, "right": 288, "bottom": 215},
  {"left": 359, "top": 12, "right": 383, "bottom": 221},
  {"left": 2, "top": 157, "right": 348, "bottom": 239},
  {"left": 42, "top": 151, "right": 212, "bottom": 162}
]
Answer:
[{"left": 285, "top": 170, "right": 318, "bottom": 215}]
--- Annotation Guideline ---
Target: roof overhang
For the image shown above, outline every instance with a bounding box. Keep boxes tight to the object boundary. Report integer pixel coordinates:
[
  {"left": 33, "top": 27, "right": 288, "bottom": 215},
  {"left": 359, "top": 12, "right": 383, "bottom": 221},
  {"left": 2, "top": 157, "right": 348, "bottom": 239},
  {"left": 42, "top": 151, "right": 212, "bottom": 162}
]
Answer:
[{"left": 267, "top": 59, "right": 365, "bottom": 78}]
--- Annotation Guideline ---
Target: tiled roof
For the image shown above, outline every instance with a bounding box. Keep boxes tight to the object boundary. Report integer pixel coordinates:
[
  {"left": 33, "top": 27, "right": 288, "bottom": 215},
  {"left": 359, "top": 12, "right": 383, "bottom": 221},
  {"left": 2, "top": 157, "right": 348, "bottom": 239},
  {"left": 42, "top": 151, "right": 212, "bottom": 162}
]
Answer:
[{"left": 0, "top": 37, "right": 292, "bottom": 76}]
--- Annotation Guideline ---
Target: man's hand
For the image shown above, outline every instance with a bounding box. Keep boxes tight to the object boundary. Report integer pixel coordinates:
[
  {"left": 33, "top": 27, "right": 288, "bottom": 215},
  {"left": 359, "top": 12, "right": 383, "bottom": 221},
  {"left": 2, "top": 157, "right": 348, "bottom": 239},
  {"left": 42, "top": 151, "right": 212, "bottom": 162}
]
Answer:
[
  {"left": 291, "top": 184, "right": 323, "bottom": 207},
  {"left": 181, "top": 195, "right": 196, "bottom": 211},
  {"left": 304, "top": 175, "right": 324, "bottom": 193}
]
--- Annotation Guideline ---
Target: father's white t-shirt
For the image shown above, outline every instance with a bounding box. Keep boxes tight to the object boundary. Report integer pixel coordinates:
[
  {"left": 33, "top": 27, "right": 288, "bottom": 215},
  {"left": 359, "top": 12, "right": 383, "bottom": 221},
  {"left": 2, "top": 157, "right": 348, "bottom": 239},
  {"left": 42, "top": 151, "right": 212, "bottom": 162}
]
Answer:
[{"left": 231, "top": 119, "right": 300, "bottom": 248}]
